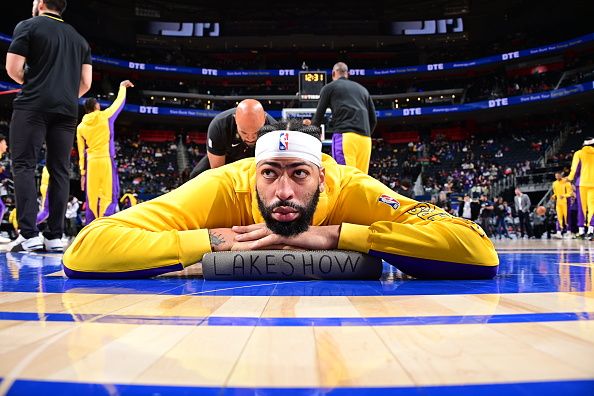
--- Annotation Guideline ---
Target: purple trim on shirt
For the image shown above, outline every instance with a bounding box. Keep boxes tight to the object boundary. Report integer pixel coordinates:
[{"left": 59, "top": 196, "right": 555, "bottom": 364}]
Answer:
[
  {"left": 107, "top": 95, "right": 125, "bottom": 158},
  {"left": 108, "top": 116, "right": 117, "bottom": 158},
  {"left": 574, "top": 161, "right": 581, "bottom": 186},
  {"left": 576, "top": 185, "right": 585, "bottom": 227},
  {"left": 331, "top": 133, "right": 346, "bottom": 165},
  {"left": 62, "top": 262, "right": 184, "bottom": 279},
  {"left": 369, "top": 249, "right": 498, "bottom": 280}
]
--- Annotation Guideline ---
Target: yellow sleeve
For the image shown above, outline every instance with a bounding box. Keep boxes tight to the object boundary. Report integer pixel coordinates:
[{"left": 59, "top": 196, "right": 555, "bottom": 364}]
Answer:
[
  {"left": 9, "top": 209, "right": 18, "bottom": 230},
  {"left": 564, "top": 182, "right": 573, "bottom": 198},
  {"left": 76, "top": 125, "right": 87, "bottom": 176},
  {"left": 63, "top": 166, "right": 247, "bottom": 277},
  {"left": 102, "top": 85, "right": 127, "bottom": 119},
  {"left": 40, "top": 167, "right": 49, "bottom": 201},
  {"left": 333, "top": 170, "right": 499, "bottom": 279},
  {"left": 567, "top": 151, "right": 581, "bottom": 182}
]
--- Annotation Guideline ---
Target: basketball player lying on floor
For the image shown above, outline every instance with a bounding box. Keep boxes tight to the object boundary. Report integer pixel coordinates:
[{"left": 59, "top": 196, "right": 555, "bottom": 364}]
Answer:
[{"left": 62, "top": 123, "right": 499, "bottom": 279}]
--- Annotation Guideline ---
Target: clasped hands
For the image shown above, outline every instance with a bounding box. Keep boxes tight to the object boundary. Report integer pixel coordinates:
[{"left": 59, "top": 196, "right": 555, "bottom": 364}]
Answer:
[{"left": 208, "top": 223, "right": 340, "bottom": 252}]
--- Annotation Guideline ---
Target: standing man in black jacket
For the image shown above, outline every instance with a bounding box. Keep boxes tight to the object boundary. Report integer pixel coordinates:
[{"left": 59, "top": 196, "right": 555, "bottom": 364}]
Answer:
[
  {"left": 6, "top": 0, "right": 92, "bottom": 252},
  {"left": 312, "top": 62, "right": 376, "bottom": 174}
]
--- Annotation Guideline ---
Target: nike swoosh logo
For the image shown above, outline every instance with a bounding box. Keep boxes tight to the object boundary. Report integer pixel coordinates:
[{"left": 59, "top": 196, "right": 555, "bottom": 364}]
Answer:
[{"left": 231, "top": 143, "right": 240, "bottom": 147}]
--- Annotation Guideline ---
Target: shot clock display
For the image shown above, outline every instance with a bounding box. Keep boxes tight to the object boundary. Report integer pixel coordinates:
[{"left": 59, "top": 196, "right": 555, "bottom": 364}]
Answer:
[{"left": 299, "top": 71, "right": 327, "bottom": 100}]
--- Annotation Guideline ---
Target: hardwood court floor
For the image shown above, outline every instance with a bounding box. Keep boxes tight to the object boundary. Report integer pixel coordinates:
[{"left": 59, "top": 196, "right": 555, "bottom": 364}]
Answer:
[{"left": 0, "top": 239, "right": 592, "bottom": 395}]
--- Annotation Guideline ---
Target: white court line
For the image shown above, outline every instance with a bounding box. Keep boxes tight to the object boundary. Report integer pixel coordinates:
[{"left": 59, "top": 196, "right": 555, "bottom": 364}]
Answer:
[{"left": 187, "top": 280, "right": 315, "bottom": 295}]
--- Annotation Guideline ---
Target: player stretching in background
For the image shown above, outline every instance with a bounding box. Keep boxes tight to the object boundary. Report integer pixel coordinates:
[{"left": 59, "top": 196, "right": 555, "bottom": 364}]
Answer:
[{"left": 77, "top": 80, "right": 133, "bottom": 224}]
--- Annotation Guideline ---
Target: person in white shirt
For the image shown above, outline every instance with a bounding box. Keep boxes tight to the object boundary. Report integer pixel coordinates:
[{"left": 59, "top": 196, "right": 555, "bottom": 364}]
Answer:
[{"left": 65, "top": 195, "right": 80, "bottom": 237}]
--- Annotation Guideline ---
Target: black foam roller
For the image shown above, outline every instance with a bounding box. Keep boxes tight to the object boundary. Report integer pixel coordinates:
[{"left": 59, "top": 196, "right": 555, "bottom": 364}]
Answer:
[{"left": 201, "top": 250, "right": 383, "bottom": 280}]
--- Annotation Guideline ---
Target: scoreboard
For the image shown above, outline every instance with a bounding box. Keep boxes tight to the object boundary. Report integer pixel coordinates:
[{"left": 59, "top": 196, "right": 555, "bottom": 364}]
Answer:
[{"left": 299, "top": 71, "right": 327, "bottom": 100}]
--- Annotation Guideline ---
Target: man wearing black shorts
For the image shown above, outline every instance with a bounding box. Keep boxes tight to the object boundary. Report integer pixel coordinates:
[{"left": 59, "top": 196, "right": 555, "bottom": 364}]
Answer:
[
  {"left": 5, "top": 0, "right": 92, "bottom": 252},
  {"left": 189, "top": 99, "right": 276, "bottom": 178}
]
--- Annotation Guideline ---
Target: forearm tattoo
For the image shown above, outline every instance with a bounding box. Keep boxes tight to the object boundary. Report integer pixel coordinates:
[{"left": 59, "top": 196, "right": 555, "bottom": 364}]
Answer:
[{"left": 208, "top": 231, "right": 226, "bottom": 247}]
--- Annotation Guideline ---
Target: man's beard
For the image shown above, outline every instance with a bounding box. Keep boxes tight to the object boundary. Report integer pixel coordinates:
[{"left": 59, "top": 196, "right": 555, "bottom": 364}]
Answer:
[{"left": 256, "top": 188, "right": 320, "bottom": 237}]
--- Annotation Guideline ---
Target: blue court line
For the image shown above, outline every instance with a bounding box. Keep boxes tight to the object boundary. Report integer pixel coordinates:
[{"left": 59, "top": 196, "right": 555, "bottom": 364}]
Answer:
[
  {"left": 0, "top": 311, "right": 592, "bottom": 327},
  {"left": 2, "top": 378, "right": 593, "bottom": 396}
]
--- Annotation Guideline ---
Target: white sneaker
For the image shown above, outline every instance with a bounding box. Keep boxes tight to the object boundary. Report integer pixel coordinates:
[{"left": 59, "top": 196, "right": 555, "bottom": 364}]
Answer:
[
  {"left": 44, "top": 237, "right": 65, "bottom": 253},
  {"left": 552, "top": 232, "right": 562, "bottom": 239},
  {"left": 0, "top": 235, "right": 12, "bottom": 244},
  {"left": 8, "top": 234, "right": 44, "bottom": 252}
]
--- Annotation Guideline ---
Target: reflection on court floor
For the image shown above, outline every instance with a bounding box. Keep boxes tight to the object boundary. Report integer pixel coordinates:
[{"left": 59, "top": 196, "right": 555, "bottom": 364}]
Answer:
[{"left": 0, "top": 240, "right": 593, "bottom": 395}]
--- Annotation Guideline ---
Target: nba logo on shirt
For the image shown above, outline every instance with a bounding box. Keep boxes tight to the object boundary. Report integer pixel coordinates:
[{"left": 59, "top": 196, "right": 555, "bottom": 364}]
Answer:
[
  {"left": 279, "top": 132, "right": 289, "bottom": 151},
  {"left": 378, "top": 194, "right": 400, "bottom": 210}
]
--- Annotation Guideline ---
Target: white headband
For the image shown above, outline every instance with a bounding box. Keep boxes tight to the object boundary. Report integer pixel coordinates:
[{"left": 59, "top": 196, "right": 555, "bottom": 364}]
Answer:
[
  {"left": 584, "top": 138, "right": 594, "bottom": 146},
  {"left": 255, "top": 130, "right": 322, "bottom": 167}
]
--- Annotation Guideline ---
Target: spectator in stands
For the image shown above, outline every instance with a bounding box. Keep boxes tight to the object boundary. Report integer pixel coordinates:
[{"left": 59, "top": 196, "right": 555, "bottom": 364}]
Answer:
[
  {"left": 478, "top": 194, "right": 494, "bottom": 237},
  {"left": 514, "top": 187, "right": 533, "bottom": 238},
  {"left": 493, "top": 197, "right": 511, "bottom": 239},
  {"left": 458, "top": 195, "right": 479, "bottom": 221},
  {"left": 64, "top": 195, "right": 80, "bottom": 238},
  {"left": 397, "top": 179, "right": 414, "bottom": 199},
  {"left": 312, "top": 62, "right": 376, "bottom": 174},
  {"left": 189, "top": 99, "right": 276, "bottom": 178}
]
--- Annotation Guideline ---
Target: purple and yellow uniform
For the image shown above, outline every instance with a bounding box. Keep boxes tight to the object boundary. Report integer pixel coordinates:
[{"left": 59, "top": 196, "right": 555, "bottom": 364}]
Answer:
[
  {"left": 119, "top": 193, "right": 138, "bottom": 209},
  {"left": 36, "top": 166, "right": 50, "bottom": 224},
  {"left": 568, "top": 146, "right": 594, "bottom": 228},
  {"left": 63, "top": 154, "right": 498, "bottom": 279},
  {"left": 76, "top": 86, "right": 127, "bottom": 223},
  {"left": 552, "top": 178, "right": 572, "bottom": 231}
]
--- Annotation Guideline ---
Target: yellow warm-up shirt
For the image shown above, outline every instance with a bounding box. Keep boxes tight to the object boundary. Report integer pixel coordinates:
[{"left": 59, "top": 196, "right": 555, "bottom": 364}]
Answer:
[
  {"left": 76, "top": 85, "right": 127, "bottom": 175},
  {"left": 568, "top": 146, "right": 594, "bottom": 188},
  {"left": 63, "top": 155, "right": 499, "bottom": 279},
  {"left": 40, "top": 166, "right": 49, "bottom": 203},
  {"left": 552, "top": 179, "right": 572, "bottom": 201}
]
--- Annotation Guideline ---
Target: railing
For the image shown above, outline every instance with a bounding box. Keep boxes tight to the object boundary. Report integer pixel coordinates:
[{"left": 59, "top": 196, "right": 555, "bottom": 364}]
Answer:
[
  {"left": 536, "top": 186, "right": 554, "bottom": 208},
  {"left": 515, "top": 172, "right": 553, "bottom": 192},
  {"left": 490, "top": 173, "right": 516, "bottom": 198},
  {"left": 539, "top": 126, "right": 569, "bottom": 166}
]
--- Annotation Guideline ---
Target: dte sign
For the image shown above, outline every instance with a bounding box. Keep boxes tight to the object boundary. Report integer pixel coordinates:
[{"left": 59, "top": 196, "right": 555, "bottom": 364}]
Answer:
[
  {"left": 501, "top": 51, "right": 520, "bottom": 61},
  {"left": 488, "top": 98, "right": 509, "bottom": 108},
  {"left": 403, "top": 108, "right": 422, "bottom": 116},
  {"left": 139, "top": 106, "right": 159, "bottom": 114},
  {"left": 427, "top": 63, "right": 444, "bottom": 71},
  {"left": 279, "top": 69, "right": 295, "bottom": 76},
  {"left": 202, "top": 69, "right": 218, "bottom": 76},
  {"left": 129, "top": 62, "right": 146, "bottom": 70},
  {"left": 349, "top": 69, "right": 365, "bottom": 76}
]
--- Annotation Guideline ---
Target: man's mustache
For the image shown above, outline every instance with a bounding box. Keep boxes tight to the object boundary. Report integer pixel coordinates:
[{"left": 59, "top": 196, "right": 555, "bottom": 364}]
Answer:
[{"left": 266, "top": 200, "right": 305, "bottom": 212}]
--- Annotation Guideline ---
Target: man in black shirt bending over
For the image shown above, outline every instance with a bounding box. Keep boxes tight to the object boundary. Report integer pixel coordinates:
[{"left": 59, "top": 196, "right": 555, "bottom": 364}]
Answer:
[
  {"left": 312, "top": 62, "right": 376, "bottom": 174},
  {"left": 190, "top": 99, "right": 276, "bottom": 178},
  {"left": 6, "top": 0, "right": 92, "bottom": 252}
]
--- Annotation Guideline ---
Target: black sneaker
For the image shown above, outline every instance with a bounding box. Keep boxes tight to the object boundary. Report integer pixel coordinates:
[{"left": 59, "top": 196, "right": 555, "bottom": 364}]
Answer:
[{"left": 587, "top": 233, "right": 594, "bottom": 241}]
